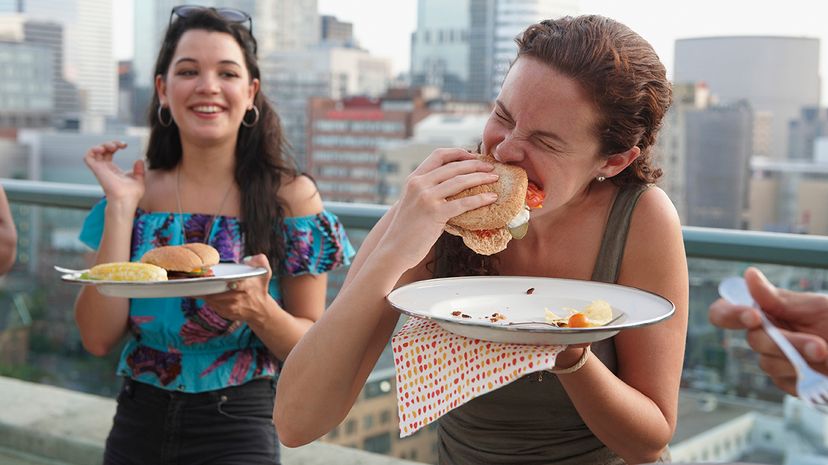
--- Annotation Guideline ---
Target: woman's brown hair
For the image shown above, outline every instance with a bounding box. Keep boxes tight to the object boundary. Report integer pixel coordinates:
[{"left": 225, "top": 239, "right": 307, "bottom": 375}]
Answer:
[
  {"left": 516, "top": 15, "right": 672, "bottom": 186},
  {"left": 433, "top": 15, "right": 672, "bottom": 278}
]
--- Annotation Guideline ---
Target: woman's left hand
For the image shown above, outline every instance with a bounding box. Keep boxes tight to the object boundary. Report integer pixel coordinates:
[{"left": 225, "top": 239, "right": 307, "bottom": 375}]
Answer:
[{"left": 201, "top": 254, "right": 274, "bottom": 323}]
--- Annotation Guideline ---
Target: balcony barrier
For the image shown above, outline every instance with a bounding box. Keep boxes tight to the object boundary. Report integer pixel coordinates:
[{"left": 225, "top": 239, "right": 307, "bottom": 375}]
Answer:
[
  {"left": 1, "top": 178, "right": 827, "bottom": 465},
  {"left": 3, "top": 178, "right": 827, "bottom": 268}
]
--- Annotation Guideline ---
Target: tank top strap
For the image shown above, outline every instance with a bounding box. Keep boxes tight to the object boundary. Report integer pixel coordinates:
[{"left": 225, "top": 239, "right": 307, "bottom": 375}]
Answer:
[{"left": 591, "top": 183, "right": 650, "bottom": 284}]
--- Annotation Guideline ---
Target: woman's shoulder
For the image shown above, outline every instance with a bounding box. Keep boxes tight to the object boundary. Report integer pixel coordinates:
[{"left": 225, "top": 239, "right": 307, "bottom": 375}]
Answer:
[
  {"left": 630, "top": 185, "right": 680, "bottom": 228},
  {"left": 279, "top": 173, "right": 323, "bottom": 218},
  {"left": 623, "top": 185, "right": 684, "bottom": 266},
  {"left": 137, "top": 168, "right": 174, "bottom": 212}
]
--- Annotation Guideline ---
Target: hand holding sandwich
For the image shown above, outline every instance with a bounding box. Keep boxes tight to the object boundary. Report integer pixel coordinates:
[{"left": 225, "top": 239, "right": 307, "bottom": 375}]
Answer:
[{"left": 378, "top": 149, "right": 500, "bottom": 271}]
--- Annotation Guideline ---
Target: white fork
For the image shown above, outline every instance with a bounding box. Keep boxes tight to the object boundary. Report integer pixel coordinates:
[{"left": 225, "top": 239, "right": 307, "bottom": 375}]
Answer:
[{"left": 719, "top": 276, "right": 828, "bottom": 410}]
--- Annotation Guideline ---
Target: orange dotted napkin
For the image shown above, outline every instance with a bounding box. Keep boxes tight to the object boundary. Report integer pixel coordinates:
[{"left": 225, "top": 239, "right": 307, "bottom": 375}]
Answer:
[{"left": 391, "top": 317, "right": 564, "bottom": 437}]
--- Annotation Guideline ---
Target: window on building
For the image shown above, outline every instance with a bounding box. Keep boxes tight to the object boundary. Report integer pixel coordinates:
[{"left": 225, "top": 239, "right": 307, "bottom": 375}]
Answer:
[
  {"left": 363, "top": 414, "right": 374, "bottom": 429},
  {"left": 362, "top": 432, "right": 391, "bottom": 454},
  {"left": 345, "top": 419, "right": 357, "bottom": 435}
]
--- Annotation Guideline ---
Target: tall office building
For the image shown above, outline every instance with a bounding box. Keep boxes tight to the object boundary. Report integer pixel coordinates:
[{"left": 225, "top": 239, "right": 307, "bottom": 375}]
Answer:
[
  {"left": 0, "top": 41, "right": 53, "bottom": 129},
  {"left": 468, "top": 0, "right": 578, "bottom": 102},
  {"left": 410, "top": 0, "right": 470, "bottom": 100},
  {"left": 684, "top": 102, "right": 754, "bottom": 229},
  {"left": 674, "top": 37, "right": 820, "bottom": 160},
  {"left": 788, "top": 107, "right": 828, "bottom": 162},
  {"left": 0, "top": 15, "right": 78, "bottom": 125},
  {"left": 320, "top": 15, "right": 354, "bottom": 48},
  {"left": 22, "top": 0, "right": 116, "bottom": 125}
]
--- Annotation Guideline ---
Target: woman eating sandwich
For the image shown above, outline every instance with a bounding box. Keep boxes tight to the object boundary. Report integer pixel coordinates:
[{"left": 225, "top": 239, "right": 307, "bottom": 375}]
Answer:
[{"left": 276, "top": 15, "right": 688, "bottom": 465}]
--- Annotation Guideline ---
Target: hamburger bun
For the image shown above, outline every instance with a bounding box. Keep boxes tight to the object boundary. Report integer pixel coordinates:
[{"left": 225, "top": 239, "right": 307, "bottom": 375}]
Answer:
[
  {"left": 446, "top": 155, "right": 528, "bottom": 231},
  {"left": 444, "top": 154, "right": 530, "bottom": 255},
  {"left": 140, "top": 243, "right": 220, "bottom": 274}
]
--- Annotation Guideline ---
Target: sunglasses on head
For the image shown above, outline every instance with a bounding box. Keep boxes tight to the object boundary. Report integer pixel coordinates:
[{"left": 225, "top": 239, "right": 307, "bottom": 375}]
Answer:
[{"left": 170, "top": 5, "right": 256, "bottom": 51}]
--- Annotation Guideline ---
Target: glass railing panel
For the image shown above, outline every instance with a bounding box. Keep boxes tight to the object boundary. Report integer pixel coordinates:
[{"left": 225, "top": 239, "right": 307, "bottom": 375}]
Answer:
[
  {"left": 677, "top": 259, "right": 827, "bottom": 463},
  {"left": 2, "top": 196, "right": 827, "bottom": 464}
]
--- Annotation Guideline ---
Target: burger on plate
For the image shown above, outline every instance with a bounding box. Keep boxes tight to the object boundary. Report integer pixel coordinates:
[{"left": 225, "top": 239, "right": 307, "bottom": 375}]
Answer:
[
  {"left": 140, "top": 243, "right": 220, "bottom": 279},
  {"left": 444, "top": 154, "right": 544, "bottom": 255}
]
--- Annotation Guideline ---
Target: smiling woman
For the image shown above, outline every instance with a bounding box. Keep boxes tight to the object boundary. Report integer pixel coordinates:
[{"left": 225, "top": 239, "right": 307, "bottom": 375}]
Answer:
[{"left": 73, "top": 7, "right": 354, "bottom": 465}]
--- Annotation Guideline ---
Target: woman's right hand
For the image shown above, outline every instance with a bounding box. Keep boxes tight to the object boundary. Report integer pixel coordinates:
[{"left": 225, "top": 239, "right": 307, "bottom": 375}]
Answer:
[
  {"left": 83, "top": 141, "right": 145, "bottom": 208},
  {"left": 379, "top": 148, "right": 499, "bottom": 270}
]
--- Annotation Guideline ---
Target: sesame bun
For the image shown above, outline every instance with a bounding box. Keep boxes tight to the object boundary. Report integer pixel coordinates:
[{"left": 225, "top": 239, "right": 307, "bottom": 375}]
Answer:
[
  {"left": 444, "top": 154, "right": 529, "bottom": 255},
  {"left": 140, "top": 244, "right": 220, "bottom": 272}
]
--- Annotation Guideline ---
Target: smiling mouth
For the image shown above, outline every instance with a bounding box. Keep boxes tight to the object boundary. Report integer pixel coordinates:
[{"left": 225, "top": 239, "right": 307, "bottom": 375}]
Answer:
[{"left": 191, "top": 105, "right": 224, "bottom": 114}]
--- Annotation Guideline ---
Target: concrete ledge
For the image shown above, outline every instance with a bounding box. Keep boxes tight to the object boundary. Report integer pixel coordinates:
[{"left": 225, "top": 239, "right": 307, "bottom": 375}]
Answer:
[{"left": 0, "top": 376, "right": 421, "bottom": 465}]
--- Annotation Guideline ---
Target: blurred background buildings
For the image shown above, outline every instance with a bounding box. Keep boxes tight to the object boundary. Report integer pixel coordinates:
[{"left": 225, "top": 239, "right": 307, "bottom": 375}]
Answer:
[{"left": 1, "top": 0, "right": 828, "bottom": 464}]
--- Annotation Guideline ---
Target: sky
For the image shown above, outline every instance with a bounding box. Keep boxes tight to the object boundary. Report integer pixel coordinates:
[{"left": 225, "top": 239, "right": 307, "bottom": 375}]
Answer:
[{"left": 114, "top": 0, "right": 828, "bottom": 102}]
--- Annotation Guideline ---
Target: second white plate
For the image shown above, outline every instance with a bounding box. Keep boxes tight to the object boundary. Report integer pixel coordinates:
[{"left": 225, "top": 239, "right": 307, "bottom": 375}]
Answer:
[
  {"left": 387, "top": 276, "right": 675, "bottom": 345},
  {"left": 59, "top": 263, "right": 267, "bottom": 298}
]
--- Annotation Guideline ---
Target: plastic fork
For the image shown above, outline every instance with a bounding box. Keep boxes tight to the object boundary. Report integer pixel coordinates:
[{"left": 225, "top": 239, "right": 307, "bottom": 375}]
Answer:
[{"left": 718, "top": 276, "right": 828, "bottom": 409}]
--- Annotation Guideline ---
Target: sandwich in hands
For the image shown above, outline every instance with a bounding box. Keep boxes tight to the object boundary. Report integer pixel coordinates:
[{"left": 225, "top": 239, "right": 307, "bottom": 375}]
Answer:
[
  {"left": 84, "top": 262, "right": 168, "bottom": 281},
  {"left": 444, "top": 154, "right": 545, "bottom": 255},
  {"left": 140, "top": 243, "right": 220, "bottom": 279}
]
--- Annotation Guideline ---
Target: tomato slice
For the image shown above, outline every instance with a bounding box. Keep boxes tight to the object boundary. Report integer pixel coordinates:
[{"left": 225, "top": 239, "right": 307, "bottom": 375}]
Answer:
[
  {"left": 526, "top": 182, "right": 545, "bottom": 209},
  {"left": 473, "top": 229, "right": 496, "bottom": 238},
  {"left": 567, "top": 313, "right": 591, "bottom": 328}
]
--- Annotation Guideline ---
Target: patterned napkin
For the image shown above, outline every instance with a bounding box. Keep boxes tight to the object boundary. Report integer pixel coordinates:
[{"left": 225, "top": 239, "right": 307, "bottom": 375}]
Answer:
[{"left": 391, "top": 317, "right": 564, "bottom": 437}]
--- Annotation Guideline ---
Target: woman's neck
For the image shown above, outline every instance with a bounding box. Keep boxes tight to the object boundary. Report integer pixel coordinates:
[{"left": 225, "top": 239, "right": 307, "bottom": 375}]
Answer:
[{"left": 178, "top": 137, "right": 237, "bottom": 185}]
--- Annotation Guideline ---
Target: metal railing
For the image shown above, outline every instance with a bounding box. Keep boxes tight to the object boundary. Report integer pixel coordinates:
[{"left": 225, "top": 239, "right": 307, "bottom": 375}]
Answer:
[{"left": 4, "top": 178, "right": 827, "bottom": 269}]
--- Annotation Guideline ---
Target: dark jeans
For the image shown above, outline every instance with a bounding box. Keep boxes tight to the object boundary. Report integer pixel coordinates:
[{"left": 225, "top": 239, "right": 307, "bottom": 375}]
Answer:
[{"left": 104, "top": 377, "right": 280, "bottom": 465}]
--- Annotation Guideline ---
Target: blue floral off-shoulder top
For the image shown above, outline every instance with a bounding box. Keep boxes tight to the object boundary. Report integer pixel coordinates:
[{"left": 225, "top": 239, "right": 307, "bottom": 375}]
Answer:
[{"left": 79, "top": 199, "right": 355, "bottom": 393}]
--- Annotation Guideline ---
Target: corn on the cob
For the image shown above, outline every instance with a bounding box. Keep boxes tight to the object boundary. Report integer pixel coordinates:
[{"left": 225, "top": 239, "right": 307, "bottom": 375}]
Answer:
[{"left": 86, "top": 262, "right": 168, "bottom": 282}]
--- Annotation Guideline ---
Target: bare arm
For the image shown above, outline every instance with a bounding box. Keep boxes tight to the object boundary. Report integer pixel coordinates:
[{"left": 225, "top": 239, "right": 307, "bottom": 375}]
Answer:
[
  {"left": 275, "top": 149, "right": 498, "bottom": 447},
  {"left": 0, "top": 186, "right": 17, "bottom": 274},
  {"left": 74, "top": 142, "right": 143, "bottom": 356},
  {"left": 557, "top": 187, "right": 689, "bottom": 463}
]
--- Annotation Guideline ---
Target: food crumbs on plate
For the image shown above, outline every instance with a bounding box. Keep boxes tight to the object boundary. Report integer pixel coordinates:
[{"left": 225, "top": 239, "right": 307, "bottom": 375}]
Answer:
[
  {"left": 488, "top": 312, "right": 507, "bottom": 323},
  {"left": 526, "top": 287, "right": 535, "bottom": 295},
  {"left": 451, "top": 310, "right": 472, "bottom": 319}
]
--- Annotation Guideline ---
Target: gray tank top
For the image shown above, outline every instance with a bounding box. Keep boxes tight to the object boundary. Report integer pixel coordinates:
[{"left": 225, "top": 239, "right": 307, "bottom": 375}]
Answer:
[{"left": 437, "top": 184, "right": 661, "bottom": 465}]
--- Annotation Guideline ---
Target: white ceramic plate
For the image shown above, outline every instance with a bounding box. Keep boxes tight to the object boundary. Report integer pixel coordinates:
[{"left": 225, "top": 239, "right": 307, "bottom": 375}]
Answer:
[
  {"left": 387, "top": 276, "right": 675, "bottom": 345},
  {"left": 58, "top": 263, "right": 267, "bottom": 298}
]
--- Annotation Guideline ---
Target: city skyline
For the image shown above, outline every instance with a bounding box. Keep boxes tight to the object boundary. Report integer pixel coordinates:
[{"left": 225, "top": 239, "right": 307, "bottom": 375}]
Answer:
[{"left": 113, "top": 0, "right": 828, "bottom": 103}]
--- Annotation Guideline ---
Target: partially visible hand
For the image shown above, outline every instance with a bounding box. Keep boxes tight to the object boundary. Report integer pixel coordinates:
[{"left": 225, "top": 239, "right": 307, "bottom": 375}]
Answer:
[
  {"left": 380, "top": 149, "right": 499, "bottom": 270},
  {"left": 202, "top": 254, "right": 274, "bottom": 323},
  {"left": 84, "top": 141, "right": 144, "bottom": 207},
  {"left": 709, "top": 267, "right": 828, "bottom": 395}
]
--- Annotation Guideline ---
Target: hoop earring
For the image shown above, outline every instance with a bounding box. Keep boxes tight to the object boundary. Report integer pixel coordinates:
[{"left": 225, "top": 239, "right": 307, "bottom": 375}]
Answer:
[
  {"left": 157, "top": 104, "right": 173, "bottom": 127},
  {"left": 596, "top": 176, "right": 606, "bottom": 182},
  {"left": 242, "top": 106, "right": 260, "bottom": 128}
]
